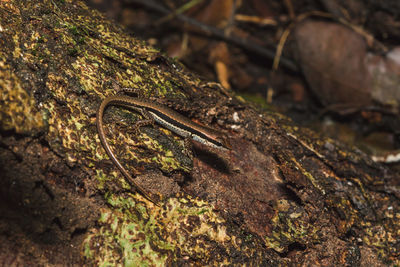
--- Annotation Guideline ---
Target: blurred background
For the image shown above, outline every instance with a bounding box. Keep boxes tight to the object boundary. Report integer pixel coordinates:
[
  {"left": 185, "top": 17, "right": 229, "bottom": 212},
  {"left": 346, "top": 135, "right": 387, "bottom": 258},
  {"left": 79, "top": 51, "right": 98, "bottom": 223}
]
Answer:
[{"left": 85, "top": 0, "right": 400, "bottom": 170}]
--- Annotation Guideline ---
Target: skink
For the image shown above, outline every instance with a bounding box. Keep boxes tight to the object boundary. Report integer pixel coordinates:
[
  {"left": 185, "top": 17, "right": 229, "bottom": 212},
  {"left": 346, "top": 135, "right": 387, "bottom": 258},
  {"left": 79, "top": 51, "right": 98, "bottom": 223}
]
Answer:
[{"left": 96, "top": 95, "right": 231, "bottom": 204}]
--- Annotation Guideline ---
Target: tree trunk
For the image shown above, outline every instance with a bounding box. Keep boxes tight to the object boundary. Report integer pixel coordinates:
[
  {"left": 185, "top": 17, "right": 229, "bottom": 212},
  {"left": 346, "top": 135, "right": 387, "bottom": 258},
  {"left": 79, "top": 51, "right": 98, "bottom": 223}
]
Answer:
[{"left": 0, "top": 0, "right": 399, "bottom": 265}]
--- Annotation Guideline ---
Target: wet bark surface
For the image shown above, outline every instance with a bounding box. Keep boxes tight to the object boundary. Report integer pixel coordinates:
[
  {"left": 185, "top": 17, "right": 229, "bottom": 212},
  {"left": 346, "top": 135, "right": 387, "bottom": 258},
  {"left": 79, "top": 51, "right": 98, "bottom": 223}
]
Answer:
[{"left": 0, "top": 0, "right": 399, "bottom": 265}]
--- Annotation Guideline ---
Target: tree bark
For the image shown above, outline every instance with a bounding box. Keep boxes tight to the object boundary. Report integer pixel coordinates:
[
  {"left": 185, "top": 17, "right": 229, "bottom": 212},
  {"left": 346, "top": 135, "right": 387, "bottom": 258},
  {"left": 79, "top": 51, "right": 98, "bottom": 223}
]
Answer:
[{"left": 0, "top": 0, "right": 399, "bottom": 265}]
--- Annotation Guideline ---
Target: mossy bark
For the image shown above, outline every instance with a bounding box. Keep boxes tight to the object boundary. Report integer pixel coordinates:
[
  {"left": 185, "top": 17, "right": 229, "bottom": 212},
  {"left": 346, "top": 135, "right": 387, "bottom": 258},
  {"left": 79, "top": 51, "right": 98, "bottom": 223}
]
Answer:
[{"left": 0, "top": 0, "right": 399, "bottom": 265}]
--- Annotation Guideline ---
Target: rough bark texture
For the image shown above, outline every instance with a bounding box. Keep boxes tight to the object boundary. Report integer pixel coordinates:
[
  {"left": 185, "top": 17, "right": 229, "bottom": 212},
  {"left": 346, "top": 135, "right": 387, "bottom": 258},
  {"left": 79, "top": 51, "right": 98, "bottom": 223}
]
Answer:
[{"left": 0, "top": 0, "right": 399, "bottom": 266}]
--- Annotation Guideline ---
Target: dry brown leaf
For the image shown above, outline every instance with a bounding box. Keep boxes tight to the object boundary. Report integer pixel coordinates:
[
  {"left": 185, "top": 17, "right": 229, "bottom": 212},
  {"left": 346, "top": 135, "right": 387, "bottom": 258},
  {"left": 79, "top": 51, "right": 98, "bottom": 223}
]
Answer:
[
  {"left": 294, "top": 20, "right": 372, "bottom": 107},
  {"left": 295, "top": 20, "right": 400, "bottom": 111}
]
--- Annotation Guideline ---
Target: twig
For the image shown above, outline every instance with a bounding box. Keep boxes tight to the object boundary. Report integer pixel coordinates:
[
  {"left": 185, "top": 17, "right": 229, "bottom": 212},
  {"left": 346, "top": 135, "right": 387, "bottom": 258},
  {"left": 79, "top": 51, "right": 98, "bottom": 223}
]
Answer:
[{"left": 127, "top": 0, "right": 299, "bottom": 72}]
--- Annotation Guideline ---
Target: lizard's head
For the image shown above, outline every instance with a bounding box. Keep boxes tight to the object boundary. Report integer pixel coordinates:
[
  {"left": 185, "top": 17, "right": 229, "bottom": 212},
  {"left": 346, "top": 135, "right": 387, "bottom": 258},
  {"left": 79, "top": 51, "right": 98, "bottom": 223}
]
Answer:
[{"left": 215, "top": 134, "right": 232, "bottom": 150}]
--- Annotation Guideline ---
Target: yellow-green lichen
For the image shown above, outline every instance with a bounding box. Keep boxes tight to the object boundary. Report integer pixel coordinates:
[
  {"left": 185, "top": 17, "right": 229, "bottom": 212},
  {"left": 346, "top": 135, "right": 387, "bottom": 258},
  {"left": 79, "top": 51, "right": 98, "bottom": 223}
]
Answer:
[
  {"left": 360, "top": 221, "right": 400, "bottom": 265},
  {"left": 94, "top": 167, "right": 130, "bottom": 191},
  {"left": 0, "top": 52, "right": 45, "bottom": 134},
  {"left": 264, "top": 199, "right": 319, "bottom": 253},
  {"left": 83, "top": 194, "right": 237, "bottom": 265},
  {"left": 82, "top": 192, "right": 283, "bottom": 265}
]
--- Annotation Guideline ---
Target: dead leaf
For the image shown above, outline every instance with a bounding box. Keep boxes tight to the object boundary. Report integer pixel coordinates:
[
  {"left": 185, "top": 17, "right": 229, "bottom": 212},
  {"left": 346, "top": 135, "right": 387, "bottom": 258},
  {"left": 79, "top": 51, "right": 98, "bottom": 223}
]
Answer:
[{"left": 294, "top": 20, "right": 372, "bottom": 107}]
